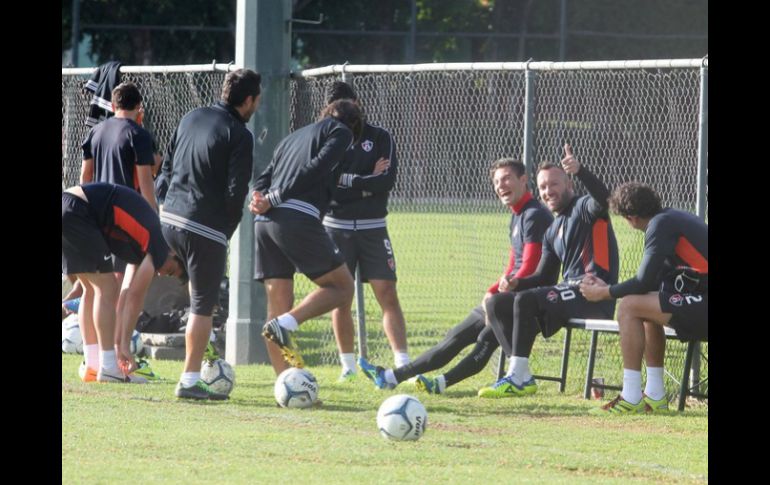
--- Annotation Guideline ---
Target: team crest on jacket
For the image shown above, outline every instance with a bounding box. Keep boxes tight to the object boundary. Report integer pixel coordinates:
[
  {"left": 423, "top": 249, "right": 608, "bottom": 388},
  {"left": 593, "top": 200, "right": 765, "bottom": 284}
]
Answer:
[{"left": 361, "top": 140, "right": 374, "bottom": 152}]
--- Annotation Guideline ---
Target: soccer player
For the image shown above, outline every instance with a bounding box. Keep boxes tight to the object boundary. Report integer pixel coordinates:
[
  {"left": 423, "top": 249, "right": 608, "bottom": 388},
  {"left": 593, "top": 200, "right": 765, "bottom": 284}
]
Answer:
[
  {"left": 358, "top": 159, "right": 552, "bottom": 393},
  {"left": 478, "top": 144, "right": 619, "bottom": 398},
  {"left": 251, "top": 99, "right": 363, "bottom": 373},
  {"left": 580, "top": 182, "right": 708, "bottom": 414},
  {"left": 322, "top": 81, "right": 410, "bottom": 381},
  {"left": 160, "top": 68, "right": 261, "bottom": 400},
  {"left": 62, "top": 183, "right": 185, "bottom": 383}
]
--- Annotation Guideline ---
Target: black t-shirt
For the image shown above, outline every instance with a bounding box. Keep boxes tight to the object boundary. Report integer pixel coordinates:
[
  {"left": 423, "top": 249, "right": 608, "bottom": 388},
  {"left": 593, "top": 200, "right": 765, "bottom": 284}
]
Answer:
[{"left": 82, "top": 117, "right": 155, "bottom": 191}]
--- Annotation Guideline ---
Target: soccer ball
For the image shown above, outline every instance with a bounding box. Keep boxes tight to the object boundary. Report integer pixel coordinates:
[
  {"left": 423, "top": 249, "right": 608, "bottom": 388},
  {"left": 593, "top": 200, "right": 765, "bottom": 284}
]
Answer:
[
  {"left": 274, "top": 368, "right": 318, "bottom": 409},
  {"left": 376, "top": 394, "right": 428, "bottom": 441},
  {"left": 200, "top": 358, "right": 235, "bottom": 396},
  {"left": 61, "top": 314, "right": 83, "bottom": 354},
  {"left": 129, "top": 330, "right": 144, "bottom": 356}
]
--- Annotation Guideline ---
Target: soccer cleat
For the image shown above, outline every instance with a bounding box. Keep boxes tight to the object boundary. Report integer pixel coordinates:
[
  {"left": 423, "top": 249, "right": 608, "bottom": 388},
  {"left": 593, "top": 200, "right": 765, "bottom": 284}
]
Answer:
[
  {"left": 591, "top": 394, "right": 648, "bottom": 414},
  {"left": 643, "top": 393, "right": 670, "bottom": 414},
  {"left": 78, "top": 361, "right": 97, "bottom": 383},
  {"left": 414, "top": 375, "right": 441, "bottom": 394},
  {"left": 477, "top": 375, "right": 537, "bottom": 398},
  {"left": 262, "top": 318, "right": 304, "bottom": 368},
  {"left": 97, "top": 369, "right": 148, "bottom": 384},
  {"left": 175, "top": 380, "right": 229, "bottom": 401},
  {"left": 131, "top": 359, "right": 162, "bottom": 382},
  {"left": 358, "top": 357, "right": 395, "bottom": 390},
  {"left": 337, "top": 369, "right": 358, "bottom": 383},
  {"left": 203, "top": 342, "right": 220, "bottom": 363}
]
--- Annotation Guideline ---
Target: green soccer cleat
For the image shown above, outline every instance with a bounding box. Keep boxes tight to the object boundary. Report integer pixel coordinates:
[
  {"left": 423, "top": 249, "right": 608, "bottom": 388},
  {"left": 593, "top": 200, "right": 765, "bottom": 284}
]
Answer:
[
  {"left": 132, "top": 359, "right": 162, "bottom": 382},
  {"left": 414, "top": 375, "right": 441, "bottom": 394},
  {"left": 477, "top": 375, "right": 537, "bottom": 398},
  {"left": 643, "top": 393, "right": 670, "bottom": 414},
  {"left": 337, "top": 369, "right": 358, "bottom": 383},
  {"left": 591, "top": 394, "right": 648, "bottom": 414},
  {"left": 175, "top": 380, "right": 228, "bottom": 401},
  {"left": 203, "top": 342, "right": 220, "bottom": 363}
]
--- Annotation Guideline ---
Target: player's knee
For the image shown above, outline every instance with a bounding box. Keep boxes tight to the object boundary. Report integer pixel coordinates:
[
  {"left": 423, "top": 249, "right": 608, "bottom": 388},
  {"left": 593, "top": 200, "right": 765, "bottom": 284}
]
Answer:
[
  {"left": 514, "top": 290, "right": 537, "bottom": 313},
  {"left": 374, "top": 283, "right": 400, "bottom": 308},
  {"left": 616, "top": 296, "right": 643, "bottom": 323}
]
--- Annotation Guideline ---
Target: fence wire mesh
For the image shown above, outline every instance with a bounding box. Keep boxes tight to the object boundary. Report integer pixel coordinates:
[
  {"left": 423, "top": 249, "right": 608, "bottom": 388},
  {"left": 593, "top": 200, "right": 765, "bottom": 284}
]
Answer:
[{"left": 61, "top": 63, "right": 707, "bottom": 399}]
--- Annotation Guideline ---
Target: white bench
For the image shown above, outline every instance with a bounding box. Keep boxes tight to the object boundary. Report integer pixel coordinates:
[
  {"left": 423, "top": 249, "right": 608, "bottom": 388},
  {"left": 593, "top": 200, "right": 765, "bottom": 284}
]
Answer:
[{"left": 495, "top": 318, "right": 707, "bottom": 411}]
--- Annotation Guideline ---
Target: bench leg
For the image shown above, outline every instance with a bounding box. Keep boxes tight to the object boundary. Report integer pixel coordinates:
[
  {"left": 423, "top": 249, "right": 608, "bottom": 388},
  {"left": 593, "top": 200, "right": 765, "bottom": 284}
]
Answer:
[
  {"left": 584, "top": 330, "right": 599, "bottom": 399},
  {"left": 679, "top": 340, "right": 697, "bottom": 411},
  {"left": 559, "top": 327, "right": 572, "bottom": 393}
]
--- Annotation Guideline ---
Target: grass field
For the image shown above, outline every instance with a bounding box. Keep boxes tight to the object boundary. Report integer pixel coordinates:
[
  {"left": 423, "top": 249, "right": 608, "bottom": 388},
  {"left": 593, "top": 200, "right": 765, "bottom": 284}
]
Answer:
[
  {"left": 62, "top": 354, "right": 707, "bottom": 484},
  {"left": 62, "top": 209, "right": 707, "bottom": 483}
]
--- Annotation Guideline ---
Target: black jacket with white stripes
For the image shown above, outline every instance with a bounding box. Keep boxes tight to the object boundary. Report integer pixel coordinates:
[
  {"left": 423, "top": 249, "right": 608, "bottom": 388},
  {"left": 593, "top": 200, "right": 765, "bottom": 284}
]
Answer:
[
  {"left": 324, "top": 123, "right": 397, "bottom": 227},
  {"left": 254, "top": 117, "right": 353, "bottom": 219},
  {"left": 159, "top": 101, "right": 253, "bottom": 246}
]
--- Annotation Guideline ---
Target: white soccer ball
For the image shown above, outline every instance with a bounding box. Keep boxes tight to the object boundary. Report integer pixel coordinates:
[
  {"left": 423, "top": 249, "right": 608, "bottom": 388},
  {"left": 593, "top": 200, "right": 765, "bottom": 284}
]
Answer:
[
  {"left": 200, "top": 358, "right": 236, "bottom": 396},
  {"left": 129, "top": 330, "right": 144, "bottom": 356},
  {"left": 376, "top": 394, "right": 428, "bottom": 441},
  {"left": 61, "top": 314, "right": 83, "bottom": 354},
  {"left": 274, "top": 368, "right": 318, "bottom": 409}
]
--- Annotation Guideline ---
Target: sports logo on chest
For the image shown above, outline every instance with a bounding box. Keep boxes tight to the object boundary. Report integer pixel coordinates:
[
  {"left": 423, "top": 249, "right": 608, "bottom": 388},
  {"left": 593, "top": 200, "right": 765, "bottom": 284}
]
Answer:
[
  {"left": 512, "top": 225, "right": 520, "bottom": 238},
  {"left": 361, "top": 140, "right": 374, "bottom": 152}
]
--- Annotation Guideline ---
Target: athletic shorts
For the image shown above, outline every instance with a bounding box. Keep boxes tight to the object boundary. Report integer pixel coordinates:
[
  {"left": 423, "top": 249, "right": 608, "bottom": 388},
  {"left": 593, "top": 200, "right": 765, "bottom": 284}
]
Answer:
[
  {"left": 254, "top": 208, "right": 345, "bottom": 281},
  {"left": 162, "top": 224, "right": 225, "bottom": 316},
  {"left": 62, "top": 192, "right": 114, "bottom": 275},
  {"left": 659, "top": 290, "right": 708, "bottom": 342},
  {"left": 526, "top": 282, "right": 616, "bottom": 338},
  {"left": 325, "top": 226, "right": 397, "bottom": 282}
]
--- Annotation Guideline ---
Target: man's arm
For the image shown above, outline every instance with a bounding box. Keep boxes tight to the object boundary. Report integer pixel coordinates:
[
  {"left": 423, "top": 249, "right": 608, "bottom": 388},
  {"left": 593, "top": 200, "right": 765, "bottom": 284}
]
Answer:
[
  {"left": 512, "top": 249, "right": 561, "bottom": 291},
  {"left": 339, "top": 131, "right": 398, "bottom": 193},
  {"left": 561, "top": 144, "right": 610, "bottom": 217},
  {"left": 264, "top": 124, "right": 353, "bottom": 207},
  {"left": 136, "top": 165, "right": 158, "bottom": 212},
  {"left": 80, "top": 158, "right": 94, "bottom": 184},
  {"left": 224, "top": 131, "right": 255, "bottom": 240},
  {"left": 115, "top": 254, "right": 155, "bottom": 374}
]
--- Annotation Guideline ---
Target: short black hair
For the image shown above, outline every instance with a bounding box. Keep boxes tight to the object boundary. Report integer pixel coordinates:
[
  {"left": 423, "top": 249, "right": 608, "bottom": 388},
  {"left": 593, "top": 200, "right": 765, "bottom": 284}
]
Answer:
[
  {"left": 221, "top": 69, "right": 262, "bottom": 107},
  {"left": 326, "top": 81, "right": 358, "bottom": 104},
  {"left": 112, "top": 82, "right": 142, "bottom": 111}
]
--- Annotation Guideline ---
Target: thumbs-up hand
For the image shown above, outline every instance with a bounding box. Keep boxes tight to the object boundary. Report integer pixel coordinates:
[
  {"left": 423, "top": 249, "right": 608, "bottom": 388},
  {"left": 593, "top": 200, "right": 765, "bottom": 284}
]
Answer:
[{"left": 561, "top": 143, "right": 581, "bottom": 175}]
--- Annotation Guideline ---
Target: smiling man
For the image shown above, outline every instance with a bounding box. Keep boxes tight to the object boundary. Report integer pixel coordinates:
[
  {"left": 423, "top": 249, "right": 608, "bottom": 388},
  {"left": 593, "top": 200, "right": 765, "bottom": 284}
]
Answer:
[{"left": 359, "top": 158, "right": 552, "bottom": 394}]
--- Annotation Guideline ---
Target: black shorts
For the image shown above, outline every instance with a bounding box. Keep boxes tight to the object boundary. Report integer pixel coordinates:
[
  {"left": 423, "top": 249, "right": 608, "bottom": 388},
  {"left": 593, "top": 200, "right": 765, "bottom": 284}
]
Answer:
[
  {"left": 62, "top": 192, "right": 114, "bottom": 275},
  {"left": 162, "top": 224, "right": 225, "bottom": 316},
  {"left": 659, "top": 291, "right": 708, "bottom": 342},
  {"left": 527, "top": 282, "right": 616, "bottom": 338},
  {"left": 325, "top": 227, "right": 397, "bottom": 282},
  {"left": 254, "top": 208, "right": 346, "bottom": 282}
]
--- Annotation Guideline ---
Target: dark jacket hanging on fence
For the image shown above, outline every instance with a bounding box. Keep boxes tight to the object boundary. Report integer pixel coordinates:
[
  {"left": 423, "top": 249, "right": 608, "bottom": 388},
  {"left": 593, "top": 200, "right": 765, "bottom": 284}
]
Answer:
[{"left": 83, "top": 61, "right": 122, "bottom": 128}]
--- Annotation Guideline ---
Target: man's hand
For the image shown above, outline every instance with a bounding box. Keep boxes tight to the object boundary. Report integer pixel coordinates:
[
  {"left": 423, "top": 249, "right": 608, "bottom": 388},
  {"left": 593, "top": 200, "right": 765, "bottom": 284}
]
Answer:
[
  {"left": 498, "top": 275, "right": 510, "bottom": 292},
  {"left": 117, "top": 342, "right": 137, "bottom": 375},
  {"left": 579, "top": 274, "right": 610, "bottom": 302},
  {"left": 561, "top": 143, "right": 581, "bottom": 175},
  {"left": 372, "top": 157, "right": 390, "bottom": 175},
  {"left": 249, "top": 191, "right": 272, "bottom": 215}
]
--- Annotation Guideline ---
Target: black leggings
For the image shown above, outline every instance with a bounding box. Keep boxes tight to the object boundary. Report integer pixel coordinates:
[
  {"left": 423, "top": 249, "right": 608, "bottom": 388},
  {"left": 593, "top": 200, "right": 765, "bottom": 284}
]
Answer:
[
  {"left": 393, "top": 306, "right": 499, "bottom": 387},
  {"left": 485, "top": 291, "right": 541, "bottom": 358}
]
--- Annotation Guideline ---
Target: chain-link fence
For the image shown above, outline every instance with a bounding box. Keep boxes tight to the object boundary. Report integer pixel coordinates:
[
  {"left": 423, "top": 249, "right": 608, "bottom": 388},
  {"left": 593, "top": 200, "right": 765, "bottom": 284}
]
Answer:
[
  {"left": 62, "top": 65, "right": 231, "bottom": 189},
  {"left": 290, "top": 60, "right": 708, "bottom": 399},
  {"left": 61, "top": 60, "right": 707, "bottom": 400}
]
